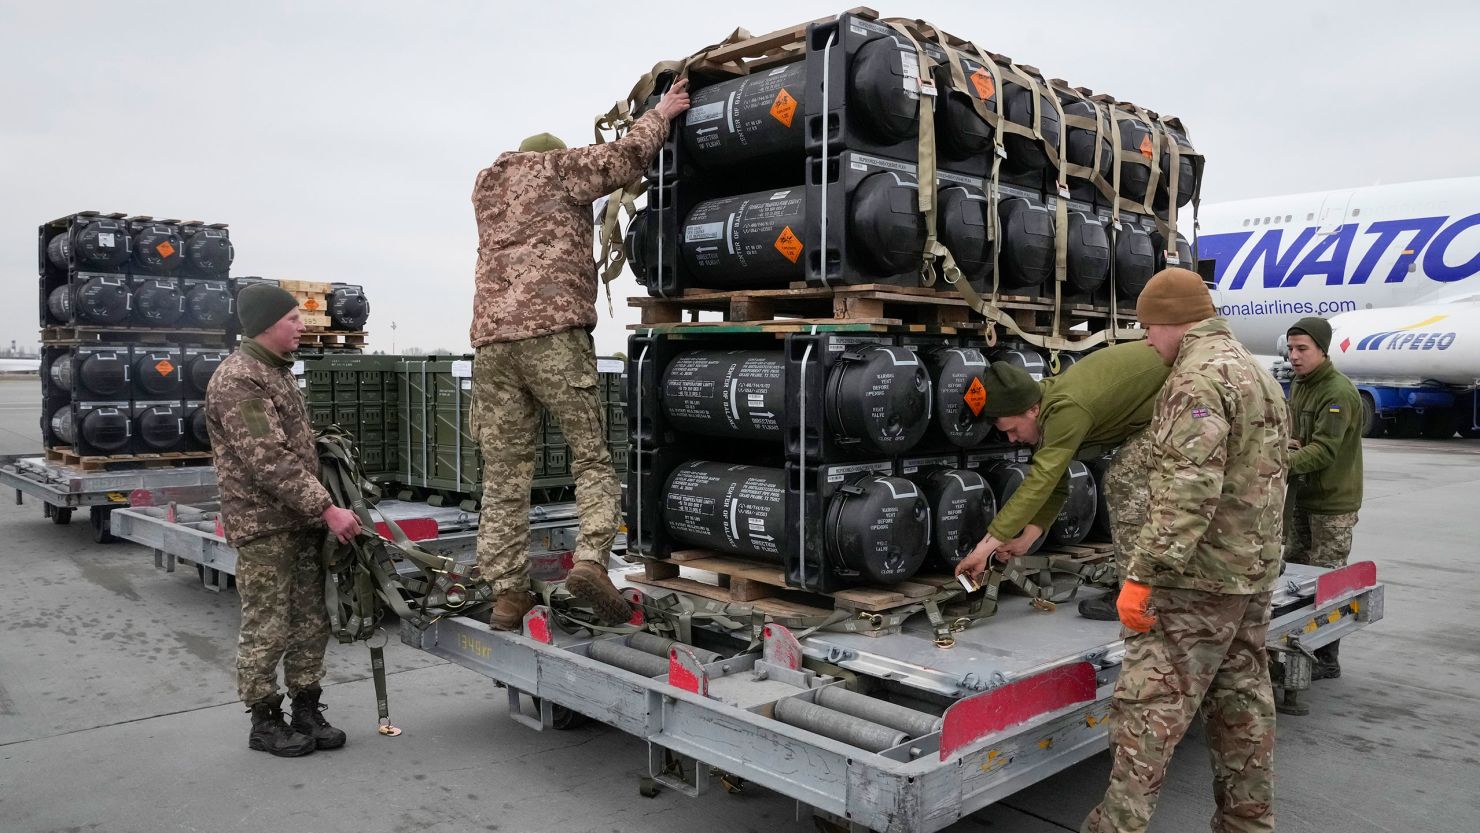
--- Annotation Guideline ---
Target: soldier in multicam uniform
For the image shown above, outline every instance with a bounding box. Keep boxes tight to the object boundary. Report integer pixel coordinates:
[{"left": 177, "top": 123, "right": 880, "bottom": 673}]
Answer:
[
  {"left": 207, "top": 283, "right": 362, "bottom": 757},
  {"left": 469, "top": 80, "right": 691, "bottom": 630},
  {"left": 1081, "top": 268, "right": 1289, "bottom": 833},
  {"left": 952, "top": 342, "right": 1169, "bottom": 621},
  {"left": 1282, "top": 316, "right": 1363, "bottom": 687}
]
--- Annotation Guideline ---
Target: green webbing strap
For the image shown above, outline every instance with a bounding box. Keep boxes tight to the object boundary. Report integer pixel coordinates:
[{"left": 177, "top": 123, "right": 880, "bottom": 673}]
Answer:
[{"left": 884, "top": 21, "right": 964, "bottom": 291}]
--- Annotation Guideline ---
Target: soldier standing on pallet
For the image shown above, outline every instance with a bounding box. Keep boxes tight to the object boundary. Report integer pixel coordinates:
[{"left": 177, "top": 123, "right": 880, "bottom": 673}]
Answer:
[
  {"left": 1080, "top": 268, "right": 1289, "bottom": 833},
  {"left": 1281, "top": 315, "right": 1363, "bottom": 691},
  {"left": 206, "top": 283, "right": 361, "bottom": 757},
  {"left": 469, "top": 79, "right": 690, "bottom": 630},
  {"left": 952, "top": 342, "right": 1170, "bottom": 620}
]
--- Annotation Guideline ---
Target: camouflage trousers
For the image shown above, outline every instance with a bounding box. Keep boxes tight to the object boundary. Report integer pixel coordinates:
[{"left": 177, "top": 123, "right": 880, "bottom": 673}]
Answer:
[
  {"left": 235, "top": 529, "right": 330, "bottom": 705},
  {"left": 1082, "top": 588, "right": 1276, "bottom": 833},
  {"left": 1285, "top": 508, "right": 1357, "bottom": 569},
  {"left": 1103, "top": 427, "right": 1154, "bottom": 577},
  {"left": 472, "top": 328, "right": 621, "bottom": 594}
]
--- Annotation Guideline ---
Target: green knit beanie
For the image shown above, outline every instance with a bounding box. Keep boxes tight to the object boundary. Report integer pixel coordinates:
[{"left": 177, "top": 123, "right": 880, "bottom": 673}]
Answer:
[
  {"left": 237, "top": 283, "right": 299, "bottom": 338},
  {"left": 1288, "top": 316, "right": 1332, "bottom": 355},
  {"left": 518, "top": 133, "right": 567, "bottom": 153},
  {"left": 981, "top": 361, "right": 1043, "bottom": 418}
]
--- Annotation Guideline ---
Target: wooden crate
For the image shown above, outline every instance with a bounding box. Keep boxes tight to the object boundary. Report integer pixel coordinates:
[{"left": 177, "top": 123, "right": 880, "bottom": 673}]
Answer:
[{"left": 279, "top": 279, "right": 333, "bottom": 294}]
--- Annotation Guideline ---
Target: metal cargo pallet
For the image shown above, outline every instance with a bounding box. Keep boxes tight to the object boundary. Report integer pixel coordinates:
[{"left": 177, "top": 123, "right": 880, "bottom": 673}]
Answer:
[
  {"left": 109, "top": 498, "right": 582, "bottom": 591},
  {"left": 404, "top": 562, "right": 1383, "bottom": 833},
  {"left": 1, "top": 453, "right": 219, "bottom": 543}
]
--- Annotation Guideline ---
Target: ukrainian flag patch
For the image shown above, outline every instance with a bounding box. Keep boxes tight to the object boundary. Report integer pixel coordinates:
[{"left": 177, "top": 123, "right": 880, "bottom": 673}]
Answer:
[{"left": 1328, "top": 406, "right": 1342, "bottom": 413}]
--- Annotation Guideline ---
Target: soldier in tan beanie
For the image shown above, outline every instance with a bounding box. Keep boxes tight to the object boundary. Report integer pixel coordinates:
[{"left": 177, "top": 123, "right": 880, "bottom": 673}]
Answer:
[{"left": 1082, "top": 267, "right": 1291, "bottom": 833}]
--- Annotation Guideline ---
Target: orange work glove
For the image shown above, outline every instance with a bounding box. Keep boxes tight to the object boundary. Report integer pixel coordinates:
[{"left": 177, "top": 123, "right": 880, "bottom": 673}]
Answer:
[{"left": 1117, "top": 581, "right": 1157, "bottom": 633}]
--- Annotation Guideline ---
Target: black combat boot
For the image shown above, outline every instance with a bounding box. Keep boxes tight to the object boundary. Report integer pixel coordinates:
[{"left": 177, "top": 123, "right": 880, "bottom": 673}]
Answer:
[
  {"left": 1077, "top": 590, "right": 1120, "bottom": 621},
  {"left": 248, "top": 694, "right": 316, "bottom": 757},
  {"left": 1312, "top": 641, "right": 1341, "bottom": 680},
  {"left": 290, "top": 685, "right": 348, "bottom": 750}
]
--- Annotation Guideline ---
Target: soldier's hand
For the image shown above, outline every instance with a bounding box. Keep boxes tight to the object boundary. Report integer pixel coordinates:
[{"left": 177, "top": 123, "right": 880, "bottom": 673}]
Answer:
[
  {"left": 655, "top": 77, "right": 691, "bottom": 121},
  {"left": 1117, "top": 581, "right": 1157, "bottom": 633},
  {"left": 997, "top": 525, "right": 1043, "bottom": 559},
  {"left": 955, "top": 535, "right": 1003, "bottom": 580},
  {"left": 322, "top": 506, "right": 362, "bottom": 544}
]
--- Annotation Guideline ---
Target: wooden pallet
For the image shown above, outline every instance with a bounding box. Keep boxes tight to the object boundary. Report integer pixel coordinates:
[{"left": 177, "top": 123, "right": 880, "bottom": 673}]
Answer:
[
  {"left": 279, "top": 279, "right": 333, "bottom": 294},
  {"left": 45, "top": 446, "right": 212, "bottom": 472},
  {"left": 624, "top": 549, "right": 958, "bottom": 616},
  {"left": 40, "top": 325, "right": 231, "bottom": 346},
  {"left": 628, "top": 284, "right": 1138, "bottom": 340},
  {"left": 685, "top": 7, "right": 879, "bottom": 79},
  {"left": 298, "top": 330, "right": 366, "bottom": 347}
]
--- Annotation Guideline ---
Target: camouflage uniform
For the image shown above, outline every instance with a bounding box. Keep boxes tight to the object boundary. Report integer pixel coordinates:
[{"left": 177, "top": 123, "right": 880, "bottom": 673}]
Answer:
[
  {"left": 1083, "top": 318, "right": 1289, "bottom": 833},
  {"left": 1285, "top": 357, "right": 1363, "bottom": 571},
  {"left": 472, "top": 329, "right": 621, "bottom": 592},
  {"left": 468, "top": 109, "right": 667, "bottom": 592},
  {"left": 206, "top": 338, "right": 333, "bottom": 705},
  {"left": 1102, "top": 426, "right": 1154, "bottom": 574}
]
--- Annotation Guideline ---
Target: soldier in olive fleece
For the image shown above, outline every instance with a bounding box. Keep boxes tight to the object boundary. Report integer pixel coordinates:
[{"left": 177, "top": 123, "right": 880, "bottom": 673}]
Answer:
[
  {"left": 207, "top": 283, "right": 360, "bottom": 757},
  {"left": 1283, "top": 316, "right": 1363, "bottom": 682},
  {"left": 1082, "top": 268, "right": 1289, "bottom": 833},
  {"left": 470, "top": 80, "right": 690, "bottom": 630},
  {"left": 953, "top": 342, "right": 1169, "bottom": 621}
]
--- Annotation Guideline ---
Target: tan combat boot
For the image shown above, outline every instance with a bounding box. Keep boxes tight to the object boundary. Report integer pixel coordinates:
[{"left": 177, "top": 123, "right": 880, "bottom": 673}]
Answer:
[
  {"left": 489, "top": 590, "right": 536, "bottom": 631},
  {"left": 564, "top": 561, "right": 633, "bottom": 625}
]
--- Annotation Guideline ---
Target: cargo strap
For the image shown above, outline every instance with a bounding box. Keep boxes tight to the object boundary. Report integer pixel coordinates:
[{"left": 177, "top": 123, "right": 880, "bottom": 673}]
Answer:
[
  {"left": 884, "top": 21, "right": 963, "bottom": 291},
  {"left": 1000, "top": 553, "right": 1118, "bottom": 603},
  {"left": 593, "top": 27, "right": 757, "bottom": 305},
  {"left": 316, "top": 426, "right": 493, "bottom": 732}
]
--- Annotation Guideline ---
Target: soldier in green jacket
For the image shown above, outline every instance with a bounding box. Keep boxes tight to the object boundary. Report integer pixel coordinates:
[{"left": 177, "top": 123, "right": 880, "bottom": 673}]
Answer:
[
  {"left": 1081, "top": 268, "right": 1289, "bottom": 833},
  {"left": 952, "top": 342, "right": 1169, "bottom": 621},
  {"left": 1283, "top": 316, "right": 1363, "bottom": 683}
]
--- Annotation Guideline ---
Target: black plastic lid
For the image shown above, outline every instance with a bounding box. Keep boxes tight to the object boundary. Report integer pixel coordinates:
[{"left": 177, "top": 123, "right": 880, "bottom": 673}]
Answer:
[
  {"left": 848, "top": 36, "right": 919, "bottom": 144},
  {"left": 1066, "top": 211, "right": 1110, "bottom": 294},
  {"left": 825, "top": 474, "right": 929, "bottom": 583},
  {"left": 938, "top": 186, "right": 991, "bottom": 285},
  {"left": 998, "top": 197, "right": 1054, "bottom": 290},
  {"left": 826, "top": 345, "right": 931, "bottom": 455},
  {"left": 848, "top": 172, "right": 926, "bottom": 276}
]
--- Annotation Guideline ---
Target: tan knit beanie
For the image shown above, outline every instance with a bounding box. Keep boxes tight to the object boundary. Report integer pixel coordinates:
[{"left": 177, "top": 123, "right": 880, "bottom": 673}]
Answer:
[{"left": 1136, "top": 268, "right": 1216, "bottom": 325}]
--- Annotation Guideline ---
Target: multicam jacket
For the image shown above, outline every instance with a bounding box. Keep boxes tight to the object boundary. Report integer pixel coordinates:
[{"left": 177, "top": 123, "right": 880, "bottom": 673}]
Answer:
[
  {"left": 1125, "top": 318, "right": 1291, "bottom": 594},
  {"left": 469, "top": 109, "right": 669, "bottom": 346},
  {"left": 987, "top": 341, "right": 1170, "bottom": 541},
  {"left": 205, "top": 339, "right": 331, "bottom": 546}
]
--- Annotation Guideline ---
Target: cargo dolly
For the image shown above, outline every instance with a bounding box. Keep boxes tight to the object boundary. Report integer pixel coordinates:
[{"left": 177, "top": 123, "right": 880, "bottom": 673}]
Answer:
[
  {"left": 0, "top": 453, "right": 218, "bottom": 544},
  {"left": 405, "top": 559, "right": 1383, "bottom": 833}
]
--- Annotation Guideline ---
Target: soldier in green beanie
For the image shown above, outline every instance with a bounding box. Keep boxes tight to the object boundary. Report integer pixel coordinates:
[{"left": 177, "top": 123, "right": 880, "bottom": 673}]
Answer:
[
  {"left": 1282, "top": 315, "right": 1363, "bottom": 693},
  {"left": 955, "top": 342, "right": 1170, "bottom": 622},
  {"left": 205, "top": 281, "right": 362, "bottom": 756}
]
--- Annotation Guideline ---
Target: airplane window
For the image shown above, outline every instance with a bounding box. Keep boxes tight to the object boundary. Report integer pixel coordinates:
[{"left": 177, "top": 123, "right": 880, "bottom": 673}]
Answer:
[
  {"left": 1351, "top": 208, "right": 1361, "bottom": 216},
  {"left": 1243, "top": 219, "right": 1250, "bottom": 227},
  {"left": 1253, "top": 218, "right": 1260, "bottom": 225},
  {"left": 1285, "top": 215, "right": 1292, "bottom": 222},
  {"left": 1307, "top": 213, "right": 1314, "bottom": 221}
]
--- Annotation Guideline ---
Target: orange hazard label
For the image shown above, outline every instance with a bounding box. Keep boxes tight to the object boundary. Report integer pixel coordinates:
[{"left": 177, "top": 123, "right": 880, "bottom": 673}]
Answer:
[
  {"left": 770, "top": 88, "right": 797, "bottom": 128},
  {"left": 1139, "top": 135, "right": 1155, "bottom": 159},
  {"left": 154, "top": 359, "right": 175, "bottom": 377},
  {"left": 970, "top": 68, "right": 995, "bottom": 101},
  {"left": 774, "top": 226, "right": 804, "bottom": 263},
  {"left": 155, "top": 241, "right": 176, "bottom": 258},
  {"left": 964, "top": 377, "right": 987, "bottom": 416},
  {"left": 302, "top": 297, "right": 321, "bottom": 311}
]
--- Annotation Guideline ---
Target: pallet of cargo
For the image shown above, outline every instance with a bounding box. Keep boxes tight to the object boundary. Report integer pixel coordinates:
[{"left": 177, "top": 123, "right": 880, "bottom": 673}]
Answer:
[
  {"left": 44, "top": 446, "right": 213, "bottom": 472},
  {"left": 628, "top": 284, "right": 1139, "bottom": 342},
  {"left": 39, "top": 325, "right": 233, "bottom": 346},
  {"left": 680, "top": 7, "right": 880, "bottom": 78},
  {"left": 298, "top": 329, "right": 366, "bottom": 348}
]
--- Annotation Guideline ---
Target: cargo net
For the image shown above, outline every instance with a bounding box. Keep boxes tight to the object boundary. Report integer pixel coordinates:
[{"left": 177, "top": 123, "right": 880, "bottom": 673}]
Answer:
[{"left": 596, "top": 9, "right": 1203, "bottom": 358}]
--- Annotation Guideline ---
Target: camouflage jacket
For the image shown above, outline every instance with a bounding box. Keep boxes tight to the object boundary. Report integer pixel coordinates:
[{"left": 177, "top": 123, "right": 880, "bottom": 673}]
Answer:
[
  {"left": 205, "top": 339, "right": 331, "bottom": 546},
  {"left": 1125, "top": 318, "right": 1290, "bottom": 594},
  {"left": 469, "top": 109, "right": 669, "bottom": 346}
]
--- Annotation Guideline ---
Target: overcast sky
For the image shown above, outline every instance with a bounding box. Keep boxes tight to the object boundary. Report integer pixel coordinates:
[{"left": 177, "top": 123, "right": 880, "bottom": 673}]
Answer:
[{"left": 3, "top": 1, "right": 1476, "bottom": 356}]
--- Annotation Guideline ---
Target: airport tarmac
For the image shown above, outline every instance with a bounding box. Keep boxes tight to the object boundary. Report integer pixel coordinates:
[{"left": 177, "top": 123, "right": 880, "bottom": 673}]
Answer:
[{"left": 1, "top": 375, "right": 1477, "bottom": 833}]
